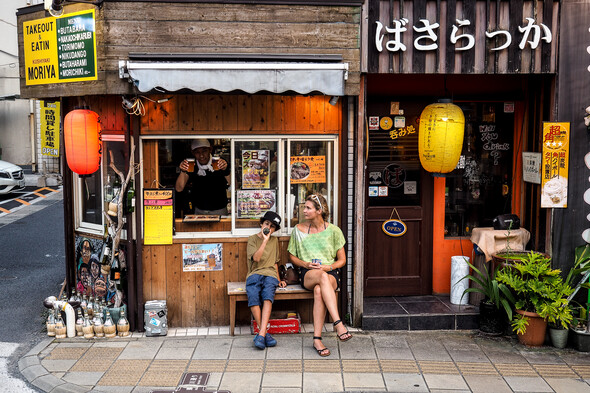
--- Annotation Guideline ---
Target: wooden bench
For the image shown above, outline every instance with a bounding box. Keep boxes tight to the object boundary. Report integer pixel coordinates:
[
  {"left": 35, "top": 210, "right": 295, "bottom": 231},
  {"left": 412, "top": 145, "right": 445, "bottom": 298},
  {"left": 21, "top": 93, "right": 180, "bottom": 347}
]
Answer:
[{"left": 227, "top": 281, "right": 315, "bottom": 336}]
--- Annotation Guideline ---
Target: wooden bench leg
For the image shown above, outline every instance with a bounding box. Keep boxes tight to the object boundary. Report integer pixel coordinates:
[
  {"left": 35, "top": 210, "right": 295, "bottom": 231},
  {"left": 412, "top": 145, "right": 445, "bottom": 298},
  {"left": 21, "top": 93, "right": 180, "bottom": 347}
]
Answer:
[{"left": 229, "top": 296, "right": 236, "bottom": 336}]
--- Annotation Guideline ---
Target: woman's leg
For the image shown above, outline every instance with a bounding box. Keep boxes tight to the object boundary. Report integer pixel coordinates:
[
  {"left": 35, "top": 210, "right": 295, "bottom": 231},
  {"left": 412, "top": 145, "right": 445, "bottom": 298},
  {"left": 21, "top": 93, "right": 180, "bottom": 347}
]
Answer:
[
  {"left": 304, "top": 270, "right": 351, "bottom": 340},
  {"left": 312, "top": 284, "right": 329, "bottom": 355}
]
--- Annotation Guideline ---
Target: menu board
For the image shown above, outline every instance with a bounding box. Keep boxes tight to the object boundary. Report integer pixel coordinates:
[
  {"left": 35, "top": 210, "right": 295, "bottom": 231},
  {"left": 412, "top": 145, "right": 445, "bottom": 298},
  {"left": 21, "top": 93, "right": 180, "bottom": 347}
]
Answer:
[
  {"left": 242, "top": 150, "right": 270, "bottom": 189},
  {"left": 23, "top": 9, "right": 97, "bottom": 85},
  {"left": 541, "top": 122, "right": 570, "bottom": 208},
  {"left": 143, "top": 189, "right": 174, "bottom": 245},
  {"left": 40, "top": 100, "right": 60, "bottom": 157},
  {"left": 290, "top": 156, "right": 326, "bottom": 184},
  {"left": 237, "top": 190, "right": 276, "bottom": 218}
]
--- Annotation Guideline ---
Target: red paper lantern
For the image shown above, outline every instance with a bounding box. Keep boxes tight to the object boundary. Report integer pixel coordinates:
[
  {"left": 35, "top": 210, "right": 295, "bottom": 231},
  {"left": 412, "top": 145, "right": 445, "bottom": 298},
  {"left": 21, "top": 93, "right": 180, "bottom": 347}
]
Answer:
[{"left": 64, "top": 109, "right": 102, "bottom": 175}]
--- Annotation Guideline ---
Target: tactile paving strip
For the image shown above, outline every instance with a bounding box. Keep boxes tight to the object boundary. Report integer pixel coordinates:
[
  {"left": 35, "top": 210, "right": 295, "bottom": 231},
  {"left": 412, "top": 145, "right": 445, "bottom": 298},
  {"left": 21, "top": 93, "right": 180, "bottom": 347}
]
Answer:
[
  {"left": 533, "top": 364, "right": 578, "bottom": 378},
  {"left": 44, "top": 347, "right": 88, "bottom": 360},
  {"left": 456, "top": 362, "right": 498, "bottom": 375},
  {"left": 139, "top": 360, "right": 188, "bottom": 386},
  {"left": 225, "top": 360, "right": 264, "bottom": 372},
  {"left": 265, "top": 359, "right": 302, "bottom": 373},
  {"left": 571, "top": 365, "right": 590, "bottom": 378},
  {"left": 494, "top": 363, "right": 538, "bottom": 376},
  {"left": 379, "top": 360, "right": 419, "bottom": 373},
  {"left": 418, "top": 361, "right": 460, "bottom": 374},
  {"left": 70, "top": 347, "right": 123, "bottom": 372},
  {"left": 97, "top": 359, "right": 150, "bottom": 386},
  {"left": 188, "top": 360, "right": 227, "bottom": 373},
  {"left": 342, "top": 360, "right": 380, "bottom": 373},
  {"left": 304, "top": 360, "right": 341, "bottom": 373}
]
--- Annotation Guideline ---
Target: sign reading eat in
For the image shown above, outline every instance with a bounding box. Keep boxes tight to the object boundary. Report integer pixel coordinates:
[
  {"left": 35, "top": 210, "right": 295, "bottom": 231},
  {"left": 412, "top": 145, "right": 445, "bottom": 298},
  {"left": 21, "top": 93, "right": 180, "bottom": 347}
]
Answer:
[{"left": 23, "top": 9, "right": 97, "bottom": 86}]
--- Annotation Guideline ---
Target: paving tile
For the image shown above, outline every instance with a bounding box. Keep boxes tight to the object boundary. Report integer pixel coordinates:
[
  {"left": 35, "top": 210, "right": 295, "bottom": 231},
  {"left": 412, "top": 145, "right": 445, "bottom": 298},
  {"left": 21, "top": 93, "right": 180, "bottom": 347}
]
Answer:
[
  {"left": 265, "top": 335, "right": 303, "bottom": 359},
  {"left": 97, "top": 359, "right": 150, "bottom": 386},
  {"left": 382, "top": 373, "right": 429, "bottom": 392},
  {"left": 455, "top": 362, "right": 498, "bottom": 375},
  {"left": 186, "top": 328, "right": 198, "bottom": 336},
  {"left": 43, "top": 346, "right": 88, "bottom": 360},
  {"left": 343, "top": 372, "right": 385, "bottom": 389},
  {"left": 219, "top": 372, "right": 262, "bottom": 393},
  {"left": 302, "top": 372, "right": 343, "bottom": 393},
  {"left": 41, "top": 359, "right": 77, "bottom": 372},
  {"left": 503, "top": 376, "right": 553, "bottom": 392},
  {"left": 226, "top": 359, "right": 264, "bottom": 372},
  {"left": 338, "top": 335, "right": 377, "bottom": 359},
  {"left": 138, "top": 359, "right": 188, "bottom": 386},
  {"left": 303, "top": 336, "right": 338, "bottom": 359},
  {"left": 495, "top": 363, "right": 538, "bottom": 377},
  {"left": 30, "top": 373, "right": 65, "bottom": 392},
  {"left": 262, "top": 372, "right": 302, "bottom": 388},
  {"left": 464, "top": 375, "right": 512, "bottom": 393},
  {"left": 418, "top": 361, "right": 459, "bottom": 375},
  {"left": 118, "top": 341, "right": 162, "bottom": 360},
  {"left": 70, "top": 347, "right": 122, "bottom": 372},
  {"left": 91, "top": 341, "right": 128, "bottom": 348},
  {"left": 197, "top": 328, "right": 208, "bottom": 336},
  {"left": 372, "top": 334, "right": 410, "bottom": 348},
  {"left": 533, "top": 363, "right": 578, "bottom": 378},
  {"left": 260, "top": 388, "right": 301, "bottom": 393},
  {"left": 423, "top": 374, "right": 469, "bottom": 390},
  {"left": 192, "top": 337, "right": 232, "bottom": 359},
  {"left": 519, "top": 349, "right": 565, "bottom": 364},
  {"left": 63, "top": 371, "right": 105, "bottom": 385},
  {"left": 447, "top": 349, "right": 488, "bottom": 363},
  {"left": 304, "top": 359, "right": 341, "bottom": 373},
  {"left": 161, "top": 338, "right": 199, "bottom": 348},
  {"left": 188, "top": 359, "right": 227, "bottom": 373},
  {"left": 545, "top": 378, "right": 590, "bottom": 393},
  {"left": 228, "top": 337, "right": 267, "bottom": 359},
  {"left": 219, "top": 326, "right": 230, "bottom": 336},
  {"left": 21, "top": 364, "right": 50, "bottom": 382},
  {"left": 50, "top": 381, "right": 90, "bottom": 392},
  {"left": 131, "top": 386, "right": 175, "bottom": 393},
  {"left": 91, "top": 386, "right": 134, "bottom": 392},
  {"left": 208, "top": 327, "right": 219, "bottom": 335},
  {"left": 380, "top": 360, "right": 419, "bottom": 374},
  {"left": 376, "top": 346, "right": 415, "bottom": 360},
  {"left": 342, "top": 359, "right": 380, "bottom": 373},
  {"left": 155, "top": 346, "right": 195, "bottom": 360},
  {"left": 573, "top": 365, "right": 590, "bottom": 378},
  {"left": 265, "top": 359, "right": 303, "bottom": 373}
]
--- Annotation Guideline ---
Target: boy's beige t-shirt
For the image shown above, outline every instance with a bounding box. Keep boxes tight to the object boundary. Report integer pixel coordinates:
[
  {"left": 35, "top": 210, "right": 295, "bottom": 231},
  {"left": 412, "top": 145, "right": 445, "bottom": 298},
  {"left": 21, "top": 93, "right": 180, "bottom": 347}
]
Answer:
[{"left": 246, "top": 234, "right": 280, "bottom": 280}]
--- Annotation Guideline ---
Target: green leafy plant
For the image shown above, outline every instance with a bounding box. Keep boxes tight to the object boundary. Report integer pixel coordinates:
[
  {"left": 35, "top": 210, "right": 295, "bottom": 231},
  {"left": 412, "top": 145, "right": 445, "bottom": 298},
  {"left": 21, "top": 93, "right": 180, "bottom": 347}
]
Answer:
[
  {"left": 496, "top": 252, "right": 573, "bottom": 334},
  {"left": 459, "top": 257, "right": 514, "bottom": 321}
]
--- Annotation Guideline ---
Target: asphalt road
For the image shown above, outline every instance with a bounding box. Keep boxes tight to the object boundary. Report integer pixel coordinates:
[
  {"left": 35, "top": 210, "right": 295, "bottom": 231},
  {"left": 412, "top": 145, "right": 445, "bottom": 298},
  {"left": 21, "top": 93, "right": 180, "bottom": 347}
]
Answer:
[{"left": 0, "top": 190, "right": 65, "bottom": 392}]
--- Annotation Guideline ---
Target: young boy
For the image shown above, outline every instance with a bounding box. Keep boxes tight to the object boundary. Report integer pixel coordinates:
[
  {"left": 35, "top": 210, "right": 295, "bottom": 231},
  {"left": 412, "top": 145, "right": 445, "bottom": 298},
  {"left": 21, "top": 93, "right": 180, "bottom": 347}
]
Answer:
[{"left": 246, "top": 211, "right": 286, "bottom": 349}]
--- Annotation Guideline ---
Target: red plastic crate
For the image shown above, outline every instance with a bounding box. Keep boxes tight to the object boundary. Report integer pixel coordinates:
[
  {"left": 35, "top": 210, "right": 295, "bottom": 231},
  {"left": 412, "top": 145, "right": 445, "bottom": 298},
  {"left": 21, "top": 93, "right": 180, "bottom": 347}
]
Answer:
[{"left": 251, "top": 311, "right": 301, "bottom": 334}]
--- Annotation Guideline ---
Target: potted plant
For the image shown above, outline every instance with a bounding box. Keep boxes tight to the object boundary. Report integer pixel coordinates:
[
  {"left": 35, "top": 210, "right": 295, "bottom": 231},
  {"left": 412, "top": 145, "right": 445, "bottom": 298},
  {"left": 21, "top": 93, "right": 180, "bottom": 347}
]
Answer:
[
  {"left": 459, "top": 258, "right": 514, "bottom": 335},
  {"left": 566, "top": 245, "right": 590, "bottom": 351},
  {"left": 495, "top": 251, "right": 573, "bottom": 347}
]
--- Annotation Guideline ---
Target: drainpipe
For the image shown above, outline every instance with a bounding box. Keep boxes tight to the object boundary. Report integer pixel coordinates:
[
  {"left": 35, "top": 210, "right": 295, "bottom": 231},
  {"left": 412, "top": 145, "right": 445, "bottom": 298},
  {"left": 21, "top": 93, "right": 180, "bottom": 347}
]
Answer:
[{"left": 29, "top": 100, "right": 36, "bottom": 172}]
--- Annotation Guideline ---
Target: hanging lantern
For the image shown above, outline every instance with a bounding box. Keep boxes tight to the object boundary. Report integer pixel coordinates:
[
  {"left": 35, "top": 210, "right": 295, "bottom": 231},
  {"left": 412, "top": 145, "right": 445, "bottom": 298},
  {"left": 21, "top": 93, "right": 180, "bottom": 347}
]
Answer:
[
  {"left": 64, "top": 109, "right": 102, "bottom": 175},
  {"left": 418, "top": 100, "right": 465, "bottom": 175}
]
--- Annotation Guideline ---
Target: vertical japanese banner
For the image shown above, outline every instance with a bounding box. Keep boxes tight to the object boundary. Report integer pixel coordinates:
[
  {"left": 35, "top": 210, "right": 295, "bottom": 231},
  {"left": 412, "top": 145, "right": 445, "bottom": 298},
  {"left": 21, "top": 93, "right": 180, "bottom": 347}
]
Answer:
[
  {"left": 143, "top": 189, "right": 174, "bottom": 244},
  {"left": 241, "top": 150, "right": 270, "bottom": 189},
  {"left": 541, "top": 122, "right": 570, "bottom": 208},
  {"left": 40, "top": 100, "right": 60, "bottom": 157}
]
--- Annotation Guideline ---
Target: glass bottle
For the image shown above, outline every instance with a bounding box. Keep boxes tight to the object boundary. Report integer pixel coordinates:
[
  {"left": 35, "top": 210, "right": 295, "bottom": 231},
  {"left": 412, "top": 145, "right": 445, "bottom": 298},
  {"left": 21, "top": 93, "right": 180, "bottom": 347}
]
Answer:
[
  {"left": 46, "top": 310, "right": 56, "bottom": 337},
  {"left": 68, "top": 288, "right": 77, "bottom": 302},
  {"left": 100, "top": 235, "right": 113, "bottom": 276},
  {"left": 93, "top": 310, "right": 104, "bottom": 337},
  {"left": 75, "top": 308, "right": 84, "bottom": 336},
  {"left": 87, "top": 296, "right": 95, "bottom": 318},
  {"left": 117, "top": 308, "right": 130, "bottom": 337},
  {"left": 126, "top": 179, "right": 135, "bottom": 214},
  {"left": 54, "top": 311, "right": 66, "bottom": 339},
  {"left": 110, "top": 252, "right": 121, "bottom": 290},
  {"left": 108, "top": 175, "right": 121, "bottom": 217},
  {"left": 103, "top": 309, "right": 116, "bottom": 338},
  {"left": 104, "top": 174, "right": 113, "bottom": 203},
  {"left": 80, "top": 294, "right": 87, "bottom": 312},
  {"left": 82, "top": 310, "right": 94, "bottom": 339}
]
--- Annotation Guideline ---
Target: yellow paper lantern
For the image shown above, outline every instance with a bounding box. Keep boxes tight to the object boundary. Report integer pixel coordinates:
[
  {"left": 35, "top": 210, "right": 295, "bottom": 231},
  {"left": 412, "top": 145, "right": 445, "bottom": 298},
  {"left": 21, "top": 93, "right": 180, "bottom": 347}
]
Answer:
[{"left": 418, "top": 101, "right": 465, "bottom": 174}]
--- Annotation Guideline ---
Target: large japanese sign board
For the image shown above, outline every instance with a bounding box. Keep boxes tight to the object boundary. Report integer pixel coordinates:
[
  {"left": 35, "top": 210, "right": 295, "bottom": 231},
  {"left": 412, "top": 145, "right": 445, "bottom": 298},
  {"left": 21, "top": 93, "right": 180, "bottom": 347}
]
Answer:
[
  {"left": 541, "top": 123, "right": 570, "bottom": 208},
  {"left": 23, "top": 9, "right": 97, "bottom": 85},
  {"left": 40, "top": 100, "right": 60, "bottom": 157},
  {"left": 143, "top": 189, "right": 174, "bottom": 245},
  {"left": 290, "top": 156, "right": 326, "bottom": 184}
]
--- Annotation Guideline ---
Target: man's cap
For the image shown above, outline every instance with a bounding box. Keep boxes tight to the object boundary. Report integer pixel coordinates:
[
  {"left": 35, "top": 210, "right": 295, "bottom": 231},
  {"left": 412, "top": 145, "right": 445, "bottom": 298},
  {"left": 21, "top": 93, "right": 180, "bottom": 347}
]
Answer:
[
  {"left": 191, "top": 139, "right": 211, "bottom": 150},
  {"left": 260, "top": 211, "right": 282, "bottom": 230}
]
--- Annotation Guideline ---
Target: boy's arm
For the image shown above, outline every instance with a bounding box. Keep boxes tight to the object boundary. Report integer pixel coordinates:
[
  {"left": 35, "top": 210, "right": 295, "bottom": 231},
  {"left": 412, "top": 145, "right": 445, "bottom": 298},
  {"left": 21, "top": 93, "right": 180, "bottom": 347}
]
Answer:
[{"left": 275, "top": 263, "right": 286, "bottom": 288}]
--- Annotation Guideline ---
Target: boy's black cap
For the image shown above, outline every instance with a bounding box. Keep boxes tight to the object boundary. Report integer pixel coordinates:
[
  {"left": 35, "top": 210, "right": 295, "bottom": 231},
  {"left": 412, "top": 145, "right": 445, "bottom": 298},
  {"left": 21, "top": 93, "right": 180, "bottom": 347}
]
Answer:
[{"left": 260, "top": 211, "right": 281, "bottom": 230}]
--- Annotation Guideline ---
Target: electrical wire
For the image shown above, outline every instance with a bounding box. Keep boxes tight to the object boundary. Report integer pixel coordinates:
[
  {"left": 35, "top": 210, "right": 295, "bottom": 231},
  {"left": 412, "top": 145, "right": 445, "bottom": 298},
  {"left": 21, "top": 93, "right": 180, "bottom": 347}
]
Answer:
[{"left": 122, "top": 96, "right": 145, "bottom": 116}]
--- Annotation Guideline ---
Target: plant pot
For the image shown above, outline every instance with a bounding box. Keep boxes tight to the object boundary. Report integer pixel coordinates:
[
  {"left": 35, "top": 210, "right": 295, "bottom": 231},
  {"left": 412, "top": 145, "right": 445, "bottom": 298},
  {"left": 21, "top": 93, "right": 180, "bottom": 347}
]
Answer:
[
  {"left": 492, "top": 250, "right": 550, "bottom": 273},
  {"left": 570, "top": 328, "right": 590, "bottom": 352},
  {"left": 478, "top": 300, "right": 505, "bottom": 335},
  {"left": 515, "top": 309, "right": 547, "bottom": 347},
  {"left": 549, "top": 326, "right": 569, "bottom": 348}
]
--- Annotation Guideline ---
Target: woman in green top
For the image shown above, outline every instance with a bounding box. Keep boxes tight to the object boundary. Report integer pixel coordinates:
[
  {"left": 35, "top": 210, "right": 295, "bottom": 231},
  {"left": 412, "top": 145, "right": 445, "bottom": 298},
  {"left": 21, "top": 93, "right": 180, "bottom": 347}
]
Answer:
[{"left": 288, "top": 193, "right": 352, "bottom": 357}]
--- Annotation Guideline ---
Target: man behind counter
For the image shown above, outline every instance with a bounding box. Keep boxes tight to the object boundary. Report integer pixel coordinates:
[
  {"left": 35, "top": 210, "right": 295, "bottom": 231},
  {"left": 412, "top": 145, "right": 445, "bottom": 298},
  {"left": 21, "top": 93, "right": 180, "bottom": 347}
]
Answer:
[{"left": 175, "top": 139, "right": 231, "bottom": 215}]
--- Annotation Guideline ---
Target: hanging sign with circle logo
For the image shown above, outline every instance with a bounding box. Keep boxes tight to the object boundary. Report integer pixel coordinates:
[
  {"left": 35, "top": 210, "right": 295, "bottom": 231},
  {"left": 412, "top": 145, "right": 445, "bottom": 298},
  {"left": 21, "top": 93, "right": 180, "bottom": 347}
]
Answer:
[{"left": 382, "top": 208, "right": 407, "bottom": 237}]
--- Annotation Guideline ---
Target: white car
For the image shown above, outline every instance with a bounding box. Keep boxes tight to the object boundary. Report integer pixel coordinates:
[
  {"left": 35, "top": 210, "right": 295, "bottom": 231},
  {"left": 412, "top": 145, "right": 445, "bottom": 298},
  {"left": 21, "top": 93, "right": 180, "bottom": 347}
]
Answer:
[{"left": 0, "top": 160, "right": 25, "bottom": 194}]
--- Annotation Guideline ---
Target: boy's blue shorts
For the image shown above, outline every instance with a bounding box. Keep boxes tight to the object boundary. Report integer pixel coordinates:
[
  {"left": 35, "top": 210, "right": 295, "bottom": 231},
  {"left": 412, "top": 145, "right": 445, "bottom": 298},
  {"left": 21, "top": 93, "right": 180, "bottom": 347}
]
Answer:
[{"left": 246, "top": 274, "right": 279, "bottom": 307}]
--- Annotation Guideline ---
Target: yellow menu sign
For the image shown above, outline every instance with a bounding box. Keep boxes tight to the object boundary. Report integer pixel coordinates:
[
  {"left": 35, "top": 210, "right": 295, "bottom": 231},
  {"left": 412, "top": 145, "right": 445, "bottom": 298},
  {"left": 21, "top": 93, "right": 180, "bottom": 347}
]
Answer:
[
  {"left": 541, "top": 122, "right": 569, "bottom": 208},
  {"left": 290, "top": 156, "right": 326, "bottom": 184},
  {"left": 40, "top": 100, "right": 60, "bottom": 157},
  {"left": 143, "top": 189, "right": 174, "bottom": 245},
  {"left": 23, "top": 9, "right": 97, "bottom": 85}
]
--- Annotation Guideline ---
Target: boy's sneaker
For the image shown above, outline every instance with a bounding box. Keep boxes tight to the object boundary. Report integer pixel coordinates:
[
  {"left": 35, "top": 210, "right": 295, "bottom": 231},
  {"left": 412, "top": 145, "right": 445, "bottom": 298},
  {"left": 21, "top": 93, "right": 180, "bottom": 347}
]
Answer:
[
  {"left": 253, "top": 334, "right": 266, "bottom": 350},
  {"left": 265, "top": 333, "right": 277, "bottom": 347}
]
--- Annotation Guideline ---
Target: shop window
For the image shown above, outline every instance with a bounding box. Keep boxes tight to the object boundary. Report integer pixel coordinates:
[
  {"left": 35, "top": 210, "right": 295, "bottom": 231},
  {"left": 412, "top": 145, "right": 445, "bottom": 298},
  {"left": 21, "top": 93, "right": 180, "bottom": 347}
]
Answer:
[
  {"left": 149, "top": 136, "right": 338, "bottom": 237},
  {"left": 74, "top": 141, "right": 128, "bottom": 235},
  {"left": 444, "top": 103, "right": 514, "bottom": 237}
]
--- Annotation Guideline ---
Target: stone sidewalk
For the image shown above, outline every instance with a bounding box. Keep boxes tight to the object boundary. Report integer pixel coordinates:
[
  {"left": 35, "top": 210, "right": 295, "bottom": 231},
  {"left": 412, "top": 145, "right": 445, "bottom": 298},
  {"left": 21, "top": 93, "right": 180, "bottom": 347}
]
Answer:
[{"left": 18, "top": 326, "right": 590, "bottom": 393}]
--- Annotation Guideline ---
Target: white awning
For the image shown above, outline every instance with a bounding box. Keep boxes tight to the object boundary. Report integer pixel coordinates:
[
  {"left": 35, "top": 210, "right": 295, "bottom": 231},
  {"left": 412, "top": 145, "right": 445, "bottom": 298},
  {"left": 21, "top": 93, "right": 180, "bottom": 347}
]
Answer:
[{"left": 120, "top": 61, "right": 348, "bottom": 96}]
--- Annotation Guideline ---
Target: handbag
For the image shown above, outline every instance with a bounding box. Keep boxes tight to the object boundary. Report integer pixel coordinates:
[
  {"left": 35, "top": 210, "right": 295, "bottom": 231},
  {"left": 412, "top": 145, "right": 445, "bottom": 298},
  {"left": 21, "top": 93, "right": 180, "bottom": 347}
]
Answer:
[
  {"left": 279, "top": 263, "right": 299, "bottom": 285},
  {"left": 492, "top": 214, "right": 520, "bottom": 230}
]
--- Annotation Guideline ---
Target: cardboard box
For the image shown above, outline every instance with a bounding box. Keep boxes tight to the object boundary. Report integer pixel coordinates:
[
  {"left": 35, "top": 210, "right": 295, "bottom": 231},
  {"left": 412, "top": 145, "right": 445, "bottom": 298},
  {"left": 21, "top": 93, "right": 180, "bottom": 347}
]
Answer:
[{"left": 251, "top": 311, "right": 300, "bottom": 334}]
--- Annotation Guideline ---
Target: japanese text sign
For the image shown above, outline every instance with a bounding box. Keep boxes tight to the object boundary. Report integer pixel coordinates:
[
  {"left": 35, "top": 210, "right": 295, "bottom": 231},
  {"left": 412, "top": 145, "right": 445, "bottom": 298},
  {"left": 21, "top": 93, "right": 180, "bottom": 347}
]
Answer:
[
  {"left": 23, "top": 9, "right": 97, "bottom": 85},
  {"left": 143, "top": 189, "right": 173, "bottom": 244},
  {"left": 541, "top": 123, "right": 569, "bottom": 208},
  {"left": 290, "top": 156, "right": 326, "bottom": 184},
  {"left": 40, "top": 100, "right": 60, "bottom": 157}
]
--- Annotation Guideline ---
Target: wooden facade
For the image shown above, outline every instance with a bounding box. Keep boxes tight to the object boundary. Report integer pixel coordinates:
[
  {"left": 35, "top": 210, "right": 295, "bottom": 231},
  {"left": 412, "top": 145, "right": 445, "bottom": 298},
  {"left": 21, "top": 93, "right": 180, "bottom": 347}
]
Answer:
[
  {"left": 17, "top": 1, "right": 361, "bottom": 99},
  {"left": 364, "top": 0, "right": 560, "bottom": 74}
]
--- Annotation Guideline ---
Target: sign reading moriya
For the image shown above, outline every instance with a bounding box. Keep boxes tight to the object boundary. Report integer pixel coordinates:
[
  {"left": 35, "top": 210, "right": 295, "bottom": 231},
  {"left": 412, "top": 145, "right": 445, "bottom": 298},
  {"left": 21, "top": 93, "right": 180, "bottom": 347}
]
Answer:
[{"left": 23, "top": 9, "right": 97, "bottom": 85}]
